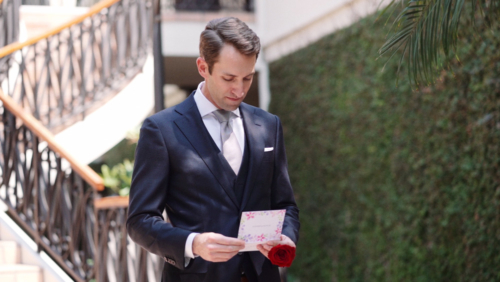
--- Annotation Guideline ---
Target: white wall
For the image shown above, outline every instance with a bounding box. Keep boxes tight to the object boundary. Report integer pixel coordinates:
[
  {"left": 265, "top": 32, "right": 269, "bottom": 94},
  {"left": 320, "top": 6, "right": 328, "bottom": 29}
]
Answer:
[
  {"left": 255, "top": 0, "right": 386, "bottom": 62},
  {"left": 162, "top": 21, "right": 257, "bottom": 57},
  {"left": 256, "top": 0, "right": 351, "bottom": 46}
]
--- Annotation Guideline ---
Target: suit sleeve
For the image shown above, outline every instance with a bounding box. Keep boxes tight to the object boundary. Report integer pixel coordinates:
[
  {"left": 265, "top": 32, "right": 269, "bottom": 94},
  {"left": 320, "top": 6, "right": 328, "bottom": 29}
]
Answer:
[
  {"left": 126, "top": 118, "right": 191, "bottom": 270},
  {"left": 271, "top": 116, "right": 300, "bottom": 244}
]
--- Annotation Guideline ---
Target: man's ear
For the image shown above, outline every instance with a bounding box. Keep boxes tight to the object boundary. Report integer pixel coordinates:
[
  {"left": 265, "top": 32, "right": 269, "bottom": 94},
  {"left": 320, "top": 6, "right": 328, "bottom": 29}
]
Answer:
[{"left": 196, "top": 57, "right": 209, "bottom": 79}]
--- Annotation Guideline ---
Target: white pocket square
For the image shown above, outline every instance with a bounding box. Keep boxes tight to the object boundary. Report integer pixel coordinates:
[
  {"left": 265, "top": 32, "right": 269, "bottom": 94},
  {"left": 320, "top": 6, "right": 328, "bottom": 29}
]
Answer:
[{"left": 264, "top": 147, "right": 274, "bottom": 152}]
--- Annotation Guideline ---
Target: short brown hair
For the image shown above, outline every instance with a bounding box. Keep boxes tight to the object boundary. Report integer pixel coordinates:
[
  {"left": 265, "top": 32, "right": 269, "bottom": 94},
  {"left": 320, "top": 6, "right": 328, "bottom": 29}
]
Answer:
[{"left": 200, "top": 17, "right": 260, "bottom": 73}]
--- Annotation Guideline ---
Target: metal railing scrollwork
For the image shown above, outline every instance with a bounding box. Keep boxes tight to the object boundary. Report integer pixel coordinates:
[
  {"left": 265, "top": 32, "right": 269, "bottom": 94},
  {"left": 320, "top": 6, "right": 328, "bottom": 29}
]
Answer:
[
  {"left": 163, "top": 0, "right": 254, "bottom": 12},
  {"left": 0, "top": 90, "right": 104, "bottom": 281},
  {"left": 21, "top": 0, "right": 101, "bottom": 6},
  {"left": 94, "top": 197, "right": 163, "bottom": 282},
  {"left": 0, "top": 0, "right": 154, "bottom": 133},
  {"left": 0, "top": 0, "right": 161, "bottom": 281},
  {"left": 0, "top": 0, "right": 21, "bottom": 49},
  {"left": 0, "top": 91, "right": 161, "bottom": 282}
]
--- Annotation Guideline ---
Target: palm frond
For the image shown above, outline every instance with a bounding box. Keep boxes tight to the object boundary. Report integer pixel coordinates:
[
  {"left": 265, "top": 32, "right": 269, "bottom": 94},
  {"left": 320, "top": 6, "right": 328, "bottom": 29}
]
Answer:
[{"left": 379, "top": 0, "right": 500, "bottom": 87}]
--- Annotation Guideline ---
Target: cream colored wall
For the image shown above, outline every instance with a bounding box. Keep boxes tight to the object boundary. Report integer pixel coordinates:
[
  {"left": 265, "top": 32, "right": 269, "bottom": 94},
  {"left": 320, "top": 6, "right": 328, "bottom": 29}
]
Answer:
[
  {"left": 19, "top": 5, "right": 89, "bottom": 39},
  {"left": 256, "top": 0, "right": 350, "bottom": 46},
  {"left": 161, "top": 12, "right": 256, "bottom": 57},
  {"left": 255, "top": 0, "right": 386, "bottom": 62}
]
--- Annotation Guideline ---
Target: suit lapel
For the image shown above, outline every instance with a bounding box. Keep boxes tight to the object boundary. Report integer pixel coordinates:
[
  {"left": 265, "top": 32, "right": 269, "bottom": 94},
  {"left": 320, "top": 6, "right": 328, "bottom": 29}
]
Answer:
[
  {"left": 173, "top": 94, "right": 240, "bottom": 209},
  {"left": 239, "top": 103, "right": 265, "bottom": 211}
]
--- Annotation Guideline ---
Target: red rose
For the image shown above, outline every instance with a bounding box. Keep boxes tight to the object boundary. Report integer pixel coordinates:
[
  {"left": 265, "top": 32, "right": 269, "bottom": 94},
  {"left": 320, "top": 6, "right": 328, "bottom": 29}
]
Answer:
[{"left": 268, "top": 244, "right": 296, "bottom": 267}]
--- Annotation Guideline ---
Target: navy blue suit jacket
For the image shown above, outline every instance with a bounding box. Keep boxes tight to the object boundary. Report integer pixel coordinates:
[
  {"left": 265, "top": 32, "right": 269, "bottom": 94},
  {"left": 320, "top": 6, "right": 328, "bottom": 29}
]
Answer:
[{"left": 127, "top": 93, "right": 300, "bottom": 282}]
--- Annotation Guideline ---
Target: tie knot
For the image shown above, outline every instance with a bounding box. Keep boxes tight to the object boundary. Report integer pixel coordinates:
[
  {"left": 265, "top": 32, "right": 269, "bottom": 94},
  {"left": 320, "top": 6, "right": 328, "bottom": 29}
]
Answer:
[{"left": 213, "top": 109, "right": 233, "bottom": 123}]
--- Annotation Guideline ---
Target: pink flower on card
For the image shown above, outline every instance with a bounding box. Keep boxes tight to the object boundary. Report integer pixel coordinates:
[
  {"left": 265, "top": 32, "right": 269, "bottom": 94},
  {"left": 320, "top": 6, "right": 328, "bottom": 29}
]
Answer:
[
  {"left": 246, "top": 212, "right": 255, "bottom": 220},
  {"left": 275, "top": 228, "right": 282, "bottom": 235},
  {"left": 257, "top": 234, "right": 266, "bottom": 241}
]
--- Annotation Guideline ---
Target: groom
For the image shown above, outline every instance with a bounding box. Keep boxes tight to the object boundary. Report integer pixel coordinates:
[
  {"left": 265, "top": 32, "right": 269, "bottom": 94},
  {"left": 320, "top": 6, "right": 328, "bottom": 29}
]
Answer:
[{"left": 127, "top": 17, "right": 300, "bottom": 282}]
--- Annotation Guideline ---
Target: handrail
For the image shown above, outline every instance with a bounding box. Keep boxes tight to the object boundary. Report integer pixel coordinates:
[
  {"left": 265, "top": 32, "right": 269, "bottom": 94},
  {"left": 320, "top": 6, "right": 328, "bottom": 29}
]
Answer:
[
  {"left": 94, "top": 196, "right": 163, "bottom": 281},
  {"left": 0, "top": 0, "right": 158, "bottom": 280},
  {"left": 94, "top": 195, "right": 129, "bottom": 209},
  {"left": 0, "top": 0, "right": 153, "bottom": 132},
  {"left": 0, "top": 89, "right": 104, "bottom": 191},
  {"left": 0, "top": 0, "right": 119, "bottom": 58},
  {"left": 0, "top": 86, "right": 99, "bottom": 281}
]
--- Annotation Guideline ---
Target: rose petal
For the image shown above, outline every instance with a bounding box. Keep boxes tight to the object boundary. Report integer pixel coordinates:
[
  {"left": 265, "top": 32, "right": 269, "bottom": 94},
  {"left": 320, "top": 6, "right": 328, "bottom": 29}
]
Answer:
[{"left": 268, "top": 244, "right": 296, "bottom": 267}]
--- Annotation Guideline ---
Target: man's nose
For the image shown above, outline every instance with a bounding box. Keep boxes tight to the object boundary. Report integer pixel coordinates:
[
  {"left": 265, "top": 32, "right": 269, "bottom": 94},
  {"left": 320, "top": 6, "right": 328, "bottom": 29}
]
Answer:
[{"left": 232, "top": 82, "right": 245, "bottom": 97}]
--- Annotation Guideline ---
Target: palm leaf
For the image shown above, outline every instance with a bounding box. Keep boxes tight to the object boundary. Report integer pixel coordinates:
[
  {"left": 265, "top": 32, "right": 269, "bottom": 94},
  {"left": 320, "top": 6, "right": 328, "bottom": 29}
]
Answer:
[{"left": 379, "top": 0, "right": 500, "bottom": 86}]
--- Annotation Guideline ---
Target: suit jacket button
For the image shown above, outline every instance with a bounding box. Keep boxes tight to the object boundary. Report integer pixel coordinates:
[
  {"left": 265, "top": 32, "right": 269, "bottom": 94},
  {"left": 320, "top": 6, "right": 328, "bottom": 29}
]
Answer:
[{"left": 164, "top": 257, "right": 176, "bottom": 265}]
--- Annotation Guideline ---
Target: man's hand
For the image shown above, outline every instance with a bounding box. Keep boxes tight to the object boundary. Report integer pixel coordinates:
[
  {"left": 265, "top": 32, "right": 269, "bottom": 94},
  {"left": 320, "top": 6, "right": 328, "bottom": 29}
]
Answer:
[
  {"left": 192, "top": 232, "right": 245, "bottom": 262},
  {"left": 256, "top": 234, "right": 295, "bottom": 259}
]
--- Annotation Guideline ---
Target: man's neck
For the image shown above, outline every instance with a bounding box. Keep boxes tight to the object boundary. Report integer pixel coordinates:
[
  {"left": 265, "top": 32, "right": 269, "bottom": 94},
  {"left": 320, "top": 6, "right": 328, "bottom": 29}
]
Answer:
[
  {"left": 200, "top": 81, "right": 220, "bottom": 110},
  {"left": 200, "top": 82, "right": 210, "bottom": 101}
]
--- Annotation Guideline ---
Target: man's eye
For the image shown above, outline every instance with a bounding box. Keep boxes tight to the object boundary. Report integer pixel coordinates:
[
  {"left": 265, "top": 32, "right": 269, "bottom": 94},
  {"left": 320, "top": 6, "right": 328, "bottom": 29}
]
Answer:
[
  {"left": 244, "top": 77, "right": 252, "bottom": 81},
  {"left": 223, "top": 78, "right": 233, "bottom": 82}
]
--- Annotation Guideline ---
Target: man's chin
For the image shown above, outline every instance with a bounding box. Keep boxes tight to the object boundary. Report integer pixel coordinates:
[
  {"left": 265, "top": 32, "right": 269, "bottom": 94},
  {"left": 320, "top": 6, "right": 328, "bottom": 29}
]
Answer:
[{"left": 221, "top": 103, "right": 241, "bottom": 112}]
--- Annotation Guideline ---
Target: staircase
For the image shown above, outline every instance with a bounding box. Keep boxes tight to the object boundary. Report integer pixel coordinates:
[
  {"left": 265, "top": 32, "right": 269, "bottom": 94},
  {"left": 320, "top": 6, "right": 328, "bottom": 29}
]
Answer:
[
  {"left": 0, "top": 200, "right": 69, "bottom": 282},
  {"left": 0, "top": 2, "right": 44, "bottom": 281},
  {"left": 0, "top": 0, "right": 162, "bottom": 281},
  {"left": 0, "top": 241, "right": 41, "bottom": 282}
]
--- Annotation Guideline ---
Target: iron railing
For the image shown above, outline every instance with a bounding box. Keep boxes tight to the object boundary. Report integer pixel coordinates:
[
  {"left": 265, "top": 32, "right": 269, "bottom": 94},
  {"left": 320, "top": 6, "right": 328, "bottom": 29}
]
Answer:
[
  {"left": 0, "top": 0, "right": 20, "bottom": 49},
  {"left": 21, "top": 0, "right": 49, "bottom": 5},
  {"left": 0, "top": 91, "right": 162, "bottom": 282},
  {"left": 0, "top": 91, "right": 104, "bottom": 281},
  {"left": 0, "top": 0, "right": 164, "bottom": 281},
  {"left": 94, "top": 197, "right": 163, "bottom": 282},
  {"left": 162, "top": 0, "right": 254, "bottom": 12},
  {"left": 22, "top": 0, "right": 103, "bottom": 8},
  {"left": 0, "top": 0, "right": 154, "bottom": 133}
]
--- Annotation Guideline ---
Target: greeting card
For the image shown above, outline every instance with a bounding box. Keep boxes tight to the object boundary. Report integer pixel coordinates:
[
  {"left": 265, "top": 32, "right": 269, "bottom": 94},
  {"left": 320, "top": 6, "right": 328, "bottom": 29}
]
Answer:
[{"left": 237, "top": 209, "right": 286, "bottom": 252}]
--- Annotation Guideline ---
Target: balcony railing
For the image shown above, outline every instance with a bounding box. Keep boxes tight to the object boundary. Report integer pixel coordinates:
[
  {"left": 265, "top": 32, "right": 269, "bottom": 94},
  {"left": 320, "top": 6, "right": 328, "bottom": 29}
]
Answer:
[
  {"left": 162, "top": 0, "right": 253, "bottom": 12},
  {"left": 0, "top": 0, "right": 153, "bottom": 133},
  {"left": 0, "top": 90, "right": 162, "bottom": 282},
  {"left": 0, "top": 90, "right": 103, "bottom": 281},
  {"left": 0, "top": 0, "right": 163, "bottom": 281},
  {"left": 21, "top": 0, "right": 101, "bottom": 7},
  {"left": 94, "top": 197, "right": 163, "bottom": 282},
  {"left": 0, "top": 0, "right": 20, "bottom": 49}
]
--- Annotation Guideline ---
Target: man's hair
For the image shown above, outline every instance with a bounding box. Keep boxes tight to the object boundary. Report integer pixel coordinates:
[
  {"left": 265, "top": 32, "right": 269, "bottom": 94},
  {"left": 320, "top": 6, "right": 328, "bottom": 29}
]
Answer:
[{"left": 200, "top": 17, "right": 260, "bottom": 74}]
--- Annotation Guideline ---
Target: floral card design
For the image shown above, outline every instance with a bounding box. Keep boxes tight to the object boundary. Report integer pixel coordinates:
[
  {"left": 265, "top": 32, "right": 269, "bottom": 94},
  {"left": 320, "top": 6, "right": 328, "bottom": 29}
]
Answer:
[{"left": 237, "top": 209, "right": 286, "bottom": 252}]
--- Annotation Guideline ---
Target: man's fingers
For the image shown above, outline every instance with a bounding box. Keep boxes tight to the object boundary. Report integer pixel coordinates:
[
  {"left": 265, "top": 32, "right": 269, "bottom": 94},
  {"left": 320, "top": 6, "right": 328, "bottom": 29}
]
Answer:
[
  {"left": 208, "top": 233, "right": 245, "bottom": 250},
  {"left": 256, "top": 244, "right": 269, "bottom": 258},
  {"left": 258, "top": 243, "right": 272, "bottom": 251},
  {"left": 265, "top": 240, "right": 280, "bottom": 246},
  {"left": 206, "top": 249, "right": 240, "bottom": 262},
  {"left": 208, "top": 243, "right": 243, "bottom": 253},
  {"left": 211, "top": 253, "right": 237, "bottom": 261},
  {"left": 265, "top": 236, "right": 295, "bottom": 248},
  {"left": 194, "top": 232, "right": 246, "bottom": 262},
  {"left": 210, "top": 234, "right": 245, "bottom": 247}
]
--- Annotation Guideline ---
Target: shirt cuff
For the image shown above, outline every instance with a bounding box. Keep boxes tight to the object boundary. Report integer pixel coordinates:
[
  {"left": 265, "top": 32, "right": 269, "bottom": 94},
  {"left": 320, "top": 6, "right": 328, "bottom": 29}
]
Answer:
[{"left": 184, "top": 232, "right": 199, "bottom": 259}]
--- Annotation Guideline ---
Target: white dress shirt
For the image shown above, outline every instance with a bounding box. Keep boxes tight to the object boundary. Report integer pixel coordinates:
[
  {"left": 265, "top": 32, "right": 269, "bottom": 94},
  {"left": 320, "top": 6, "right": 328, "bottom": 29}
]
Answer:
[{"left": 183, "top": 81, "right": 246, "bottom": 265}]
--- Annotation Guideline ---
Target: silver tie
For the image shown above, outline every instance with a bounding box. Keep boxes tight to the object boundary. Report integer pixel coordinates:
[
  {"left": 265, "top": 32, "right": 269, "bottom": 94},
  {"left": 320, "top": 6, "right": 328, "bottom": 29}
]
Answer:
[{"left": 213, "top": 110, "right": 243, "bottom": 175}]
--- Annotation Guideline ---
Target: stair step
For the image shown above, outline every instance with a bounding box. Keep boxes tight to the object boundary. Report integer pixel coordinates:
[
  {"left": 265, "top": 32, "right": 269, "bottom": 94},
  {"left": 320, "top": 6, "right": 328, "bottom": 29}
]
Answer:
[
  {"left": 0, "top": 241, "right": 21, "bottom": 264},
  {"left": 0, "top": 264, "right": 42, "bottom": 282}
]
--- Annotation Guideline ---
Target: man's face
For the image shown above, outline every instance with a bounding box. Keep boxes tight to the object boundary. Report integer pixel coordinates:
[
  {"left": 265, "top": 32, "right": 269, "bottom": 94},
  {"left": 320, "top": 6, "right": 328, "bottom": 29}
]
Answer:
[{"left": 197, "top": 44, "right": 256, "bottom": 111}]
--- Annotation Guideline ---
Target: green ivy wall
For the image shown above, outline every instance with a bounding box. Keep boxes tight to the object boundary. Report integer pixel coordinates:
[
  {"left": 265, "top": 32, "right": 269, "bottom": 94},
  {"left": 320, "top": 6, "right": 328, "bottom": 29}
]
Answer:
[{"left": 269, "top": 11, "right": 500, "bottom": 282}]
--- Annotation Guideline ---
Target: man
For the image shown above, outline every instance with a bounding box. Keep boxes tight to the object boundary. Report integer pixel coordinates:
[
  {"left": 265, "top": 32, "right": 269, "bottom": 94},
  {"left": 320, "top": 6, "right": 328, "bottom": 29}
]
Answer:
[{"left": 127, "top": 17, "right": 300, "bottom": 282}]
